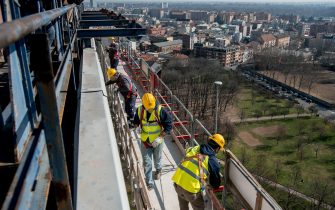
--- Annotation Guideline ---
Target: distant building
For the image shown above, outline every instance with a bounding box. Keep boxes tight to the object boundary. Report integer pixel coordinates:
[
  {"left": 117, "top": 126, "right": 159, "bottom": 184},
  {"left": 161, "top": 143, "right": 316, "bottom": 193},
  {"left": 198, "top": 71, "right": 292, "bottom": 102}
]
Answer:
[
  {"left": 258, "top": 34, "right": 276, "bottom": 48},
  {"left": 310, "top": 23, "right": 335, "bottom": 37},
  {"left": 275, "top": 35, "right": 290, "bottom": 48},
  {"left": 194, "top": 44, "right": 243, "bottom": 67},
  {"left": 148, "top": 26, "right": 166, "bottom": 36},
  {"left": 255, "top": 12, "right": 271, "bottom": 22},
  {"left": 297, "top": 23, "right": 310, "bottom": 37},
  {"left": 170, "top": 11, "right": 190, "bottom": 20},
  {"left": 190, "top": 11, "right": 208, "bottom": 21},
  {"left": 172, "top": 33, "right": 195, "bottom": 50},
  {"left": 196, "top": 23, "right": 209, "bottom": 30},
  {"left": 149, "top": 9, "right": 164, "bottom": 19},
  {"left": 214, "top": 38, "right": 230, "bottom": 48},
  {"left": 152, "top": 40, "right": 183, "bottom": 53}
]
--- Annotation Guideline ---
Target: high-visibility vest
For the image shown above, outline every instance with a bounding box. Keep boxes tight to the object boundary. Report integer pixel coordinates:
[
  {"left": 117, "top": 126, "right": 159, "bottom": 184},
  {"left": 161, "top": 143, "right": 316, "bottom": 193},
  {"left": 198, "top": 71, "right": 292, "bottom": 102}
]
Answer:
[
  {"left": 172, "top": 146, "right": 209, "bottom": 193},
  {"left": 138, "top": 105, "right": 162, "bottom": 143}
]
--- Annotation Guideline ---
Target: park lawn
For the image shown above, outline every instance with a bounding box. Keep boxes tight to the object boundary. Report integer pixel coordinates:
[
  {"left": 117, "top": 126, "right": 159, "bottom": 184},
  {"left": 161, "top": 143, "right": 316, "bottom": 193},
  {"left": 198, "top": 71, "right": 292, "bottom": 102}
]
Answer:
[
  {"left": 229, "top": 117, "right": 335, "bottom": 203},
  {"left": 238, "top": 86, "right": 305, "bottom": 118}
]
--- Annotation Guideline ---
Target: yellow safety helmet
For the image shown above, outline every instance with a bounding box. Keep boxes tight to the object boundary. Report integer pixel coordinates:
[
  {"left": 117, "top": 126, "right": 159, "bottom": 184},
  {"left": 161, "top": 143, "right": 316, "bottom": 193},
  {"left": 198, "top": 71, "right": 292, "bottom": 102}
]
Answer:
[
  {"left": 107, "top": 68, "right": 117, "bottom": 80},
  {"left": 142, "top": 93, "right": 156, "bottom": 110},
  {"left": 209, "top": 134, "right": 225, "bottom": 151}
]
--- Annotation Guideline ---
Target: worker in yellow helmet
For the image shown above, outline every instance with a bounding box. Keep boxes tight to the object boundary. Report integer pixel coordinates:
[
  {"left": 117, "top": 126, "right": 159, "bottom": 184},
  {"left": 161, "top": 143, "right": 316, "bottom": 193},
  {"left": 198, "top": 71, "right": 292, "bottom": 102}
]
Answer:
[
  {"left": 133, "top": 93, "right": 172, "bottom": 190},
  {"left": 172, "top": 134, "right": 225, "bottom": 210},
  {"left": 105, "top": 68, "right": 137, "bottom": 125}
]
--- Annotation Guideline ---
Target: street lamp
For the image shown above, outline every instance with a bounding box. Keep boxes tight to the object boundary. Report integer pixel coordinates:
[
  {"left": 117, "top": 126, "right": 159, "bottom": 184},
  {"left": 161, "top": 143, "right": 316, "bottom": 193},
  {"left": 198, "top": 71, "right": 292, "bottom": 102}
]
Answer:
[{"left": 214, "top": 81, "right": 222, "bottom": 133}]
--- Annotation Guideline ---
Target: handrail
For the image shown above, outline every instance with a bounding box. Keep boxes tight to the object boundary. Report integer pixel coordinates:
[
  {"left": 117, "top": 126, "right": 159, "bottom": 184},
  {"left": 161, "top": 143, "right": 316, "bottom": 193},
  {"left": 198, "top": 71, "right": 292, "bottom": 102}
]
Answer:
[
  {"left": 0, "top": 4, "right": 76, "bottom": 49},
  {"left": 95, "top": 40, "right": 152, "bottom": 209},
  {"left": 121, "top": 40, "right": 282, "bottom": 210}
]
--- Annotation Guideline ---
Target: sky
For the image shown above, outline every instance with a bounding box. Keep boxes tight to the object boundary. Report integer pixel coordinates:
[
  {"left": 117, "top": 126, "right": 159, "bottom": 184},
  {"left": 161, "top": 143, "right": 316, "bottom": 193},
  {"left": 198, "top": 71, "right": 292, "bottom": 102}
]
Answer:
[{"left": 90, "top": 0, "right": 335, "bottom": 2}]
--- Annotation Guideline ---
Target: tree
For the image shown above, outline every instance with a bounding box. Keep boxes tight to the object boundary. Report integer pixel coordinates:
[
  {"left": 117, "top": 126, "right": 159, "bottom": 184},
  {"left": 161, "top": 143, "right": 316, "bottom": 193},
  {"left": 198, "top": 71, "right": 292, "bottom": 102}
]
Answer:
[
  {"left": 309, "top": 180, "right": 332, "bottom": 210},
  {"left": 275, "top": 125, "right": 287, "bottom": 145},
  {"left": 220, "top": 118, "right": 237, "bottom": 148},
  {"left": 240, "top": 146, "right": 248, "bottom": 165},
  {"left": 313, "top": 143, "right": 320, "bottom": 158},
  {"left": 254, "top": 109, "right": 262, "bottom": 120},
  {"left": 297, "top": 136, "right": 306, "bottom": 161},
  {"left": 295, "top": 104, "right": 304, "bottom": 117},
  {"left": 239, "top": 109, "right": 246, "bottom": 122},
  {"left": 269, "top": 107, "right": 278, "bottom": 120},
  {"left": 274, "top": 159, "right": 281, "bottom": 182},
  {"left": 296, "top": 121, "right": 306, "bottom": 135},
  {"left": 308, "top": 105, "right": 318, "bottom": 116},
  {"left": 283, "top": 166, "right": 302, "bottom": 210}
]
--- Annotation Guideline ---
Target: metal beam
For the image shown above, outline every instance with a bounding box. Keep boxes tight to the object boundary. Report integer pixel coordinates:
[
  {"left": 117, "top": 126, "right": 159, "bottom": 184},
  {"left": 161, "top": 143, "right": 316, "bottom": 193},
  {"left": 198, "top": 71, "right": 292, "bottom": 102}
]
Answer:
[
  {"left": 79, "top": 19, "right": 129, "bottom": 28},
  {"left": 77, "top": 28, "right": 146, "bottom": 38},
  {"left": 0, "top": 4, "right": 76, "bottom": 49},
  {"left": 81, "top": 16, "right": 111, "bottom": 20},
  {"left": 30, "top": 33, "right": 73, "bottom": 210}
]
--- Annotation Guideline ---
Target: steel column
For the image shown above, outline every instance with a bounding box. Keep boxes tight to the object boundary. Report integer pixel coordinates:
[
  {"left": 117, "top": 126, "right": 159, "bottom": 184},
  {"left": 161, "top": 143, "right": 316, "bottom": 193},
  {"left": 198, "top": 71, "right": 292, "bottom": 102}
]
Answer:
[{"left": 30, "top": 33, "right": 73, "bottom": 210}]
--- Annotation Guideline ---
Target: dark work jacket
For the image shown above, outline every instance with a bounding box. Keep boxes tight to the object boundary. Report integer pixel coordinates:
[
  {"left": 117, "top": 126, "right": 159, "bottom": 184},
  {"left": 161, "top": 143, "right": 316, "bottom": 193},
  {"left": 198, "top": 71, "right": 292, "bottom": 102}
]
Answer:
[
  {"left": 106, "top": 74, "right": 137, "bottom": 99},
  {"left": 133, "top": 104, "right": 172, "bottom": 133},
  {"left": 199, "top": 144, "right": 221, "bottom": 189}
]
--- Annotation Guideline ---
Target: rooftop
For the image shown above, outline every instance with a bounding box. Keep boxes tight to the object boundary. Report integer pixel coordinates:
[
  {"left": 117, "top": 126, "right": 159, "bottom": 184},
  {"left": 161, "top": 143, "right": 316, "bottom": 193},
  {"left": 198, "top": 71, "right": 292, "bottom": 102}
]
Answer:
[{"left": 153, "top": 39, "right": 183, "bottom": 47}]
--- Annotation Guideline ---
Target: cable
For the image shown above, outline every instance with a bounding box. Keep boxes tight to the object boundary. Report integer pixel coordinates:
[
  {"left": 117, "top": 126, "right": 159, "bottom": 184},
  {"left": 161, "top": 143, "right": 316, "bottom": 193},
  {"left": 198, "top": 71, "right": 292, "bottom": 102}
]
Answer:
[{"left": 81, "top": 89, "right": 108, "bottom": 98}]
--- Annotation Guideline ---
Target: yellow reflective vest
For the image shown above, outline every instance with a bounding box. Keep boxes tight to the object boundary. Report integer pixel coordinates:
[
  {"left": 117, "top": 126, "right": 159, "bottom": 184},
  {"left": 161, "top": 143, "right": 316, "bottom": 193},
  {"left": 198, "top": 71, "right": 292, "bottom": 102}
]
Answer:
[
  {"left": 172, "top": 146, "right": 209, "bottom": 193},
  {"left": 138, "top": 105, "right": 162, "bottom": 143}
]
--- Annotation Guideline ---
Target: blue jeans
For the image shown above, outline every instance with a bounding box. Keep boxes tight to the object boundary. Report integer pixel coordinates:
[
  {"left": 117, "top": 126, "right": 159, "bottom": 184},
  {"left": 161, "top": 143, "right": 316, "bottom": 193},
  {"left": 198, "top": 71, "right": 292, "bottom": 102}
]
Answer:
[{"left": 141, "top": 140, "right": 164, "bottom": 186}]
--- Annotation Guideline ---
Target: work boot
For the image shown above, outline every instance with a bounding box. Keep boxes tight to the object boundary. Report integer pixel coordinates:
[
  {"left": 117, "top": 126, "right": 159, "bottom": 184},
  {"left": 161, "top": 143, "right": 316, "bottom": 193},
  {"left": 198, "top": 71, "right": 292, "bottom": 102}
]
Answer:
[
  {"left": 147, "top": 183, "right": 154, "bottom": 190},
  {"left": 127, "top": 119, "right": 135, "bottom": 128},
  {"left": 154, "top": 169, "right": 162, "bottom": 180}
]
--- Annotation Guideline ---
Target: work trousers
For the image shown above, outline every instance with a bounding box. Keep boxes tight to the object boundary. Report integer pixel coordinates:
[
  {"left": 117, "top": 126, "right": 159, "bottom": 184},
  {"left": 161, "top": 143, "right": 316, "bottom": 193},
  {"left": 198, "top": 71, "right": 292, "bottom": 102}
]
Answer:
[
  {"left": 110, "top": 57, "right": 119, "bottom": 69},
  {"left": 125, "top": 95, "right": 136, "bottom": 120},
  {"left": 141, "top": 140, "right": 164, "bottom": 186},
  {"left": 174, "top": 183, "right": 205, "bottom": 210}
]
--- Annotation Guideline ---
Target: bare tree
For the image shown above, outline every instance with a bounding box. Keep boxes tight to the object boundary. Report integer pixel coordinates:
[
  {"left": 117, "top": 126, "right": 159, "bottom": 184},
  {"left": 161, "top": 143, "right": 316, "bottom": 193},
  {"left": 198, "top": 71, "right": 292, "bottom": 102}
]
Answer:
[
  {"left": 275, "top": 125, "right": 287, "bottom": 145},
  {"left": 313, "top": 143, "right": 321, "bottom": 158},
  {"left": 240, "top": 146, "right": 248, "bottom": 165},
  {"left": 219, "top": 118, "right": 237, "bottom": 148},
  {"left": 239, "top": 109, "right": 246, "bottom": 122},
  {"left": 274, "top": 159, "right": 282, "bottom": 182},
  {"left": 295, "top": 104, "right": 304, "bottom": 117},
  {"left": 309, "top": 180, "right": 332, "bottom": 210},
  {"left": 254, "top": 109, "right": 262, "bottom": 120}
]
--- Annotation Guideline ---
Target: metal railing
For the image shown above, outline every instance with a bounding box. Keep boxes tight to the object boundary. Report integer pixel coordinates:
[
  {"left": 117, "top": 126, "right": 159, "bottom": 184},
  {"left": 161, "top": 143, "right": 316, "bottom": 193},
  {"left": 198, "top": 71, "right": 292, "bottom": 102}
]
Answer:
[
  {"left": 95, "top": 40, "right": 152, "bottom": 210},
  {"left": 120, "top": 40, "right": 282, "bottom": 210},
  {"left": 0, "top": 2, "right": 79, "bottom": 209}
]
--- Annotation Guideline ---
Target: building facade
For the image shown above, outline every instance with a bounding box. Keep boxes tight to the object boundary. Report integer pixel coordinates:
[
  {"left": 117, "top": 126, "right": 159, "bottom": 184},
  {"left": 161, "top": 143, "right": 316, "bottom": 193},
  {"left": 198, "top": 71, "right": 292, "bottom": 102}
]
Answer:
[
  {"left": 194, "top": 44, "right": 243, "bottom": 66},
  {"left": 152, "top": 40, "right": 183, "bottom": 53}
]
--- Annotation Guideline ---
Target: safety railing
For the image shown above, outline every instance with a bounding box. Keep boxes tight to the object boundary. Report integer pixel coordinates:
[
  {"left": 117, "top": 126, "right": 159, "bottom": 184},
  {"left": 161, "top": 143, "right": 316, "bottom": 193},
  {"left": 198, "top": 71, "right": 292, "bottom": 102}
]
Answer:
[
  {"left": 120, "top": 40, "right": 282, "bottom": 210},
  {"left": 1, "top": 2, "right": 80, "bottom": 209},
  {"left": 95, "top": 40, "right": 153, "bottom": 210}
]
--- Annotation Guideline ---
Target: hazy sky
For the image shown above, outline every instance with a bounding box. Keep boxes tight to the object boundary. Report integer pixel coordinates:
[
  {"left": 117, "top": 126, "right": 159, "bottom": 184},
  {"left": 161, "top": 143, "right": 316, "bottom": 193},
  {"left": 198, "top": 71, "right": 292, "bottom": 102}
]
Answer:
[{"left": 90, "top": 0, "right": 335, "bottom": 2}]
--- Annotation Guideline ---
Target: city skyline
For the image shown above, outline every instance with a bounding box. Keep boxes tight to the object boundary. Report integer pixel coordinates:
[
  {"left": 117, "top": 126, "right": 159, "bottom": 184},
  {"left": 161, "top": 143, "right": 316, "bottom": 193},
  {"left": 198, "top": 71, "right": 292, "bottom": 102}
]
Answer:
[{"left": 85, "top": 0, "right": 335, "bottom": 3}]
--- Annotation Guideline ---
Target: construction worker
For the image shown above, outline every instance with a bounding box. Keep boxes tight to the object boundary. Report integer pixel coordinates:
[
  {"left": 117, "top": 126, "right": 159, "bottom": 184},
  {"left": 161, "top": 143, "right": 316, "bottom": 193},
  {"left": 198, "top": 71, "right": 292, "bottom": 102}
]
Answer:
[
  {"left": 133, "top": 93, "right": 172, "bottom": 190},
  {"left": 172, "top": 134, "right": 225, "bottom": 210},
  {"left": 105, "top": 68, "right": 137, "bottom": 124},
  {"left": 107, "top": 42, "right": 119, "bottom": 69}
]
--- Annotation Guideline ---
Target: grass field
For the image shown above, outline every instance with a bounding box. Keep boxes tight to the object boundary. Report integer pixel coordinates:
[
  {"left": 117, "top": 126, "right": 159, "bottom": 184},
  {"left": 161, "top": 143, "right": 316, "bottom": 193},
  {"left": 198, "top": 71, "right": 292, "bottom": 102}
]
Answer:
[
  {"left": 225, "top": 117, "right": 335, "bottom": 205},
  {"left": 237, "top": 85, "right": 307, "bottom": 118}
]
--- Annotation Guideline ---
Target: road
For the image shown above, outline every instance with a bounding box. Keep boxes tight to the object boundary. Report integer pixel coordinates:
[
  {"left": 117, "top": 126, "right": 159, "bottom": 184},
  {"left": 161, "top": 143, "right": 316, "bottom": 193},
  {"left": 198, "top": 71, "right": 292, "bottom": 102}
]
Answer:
[{"left": 240, "top": 70, "right": 335, "bottom": 123}]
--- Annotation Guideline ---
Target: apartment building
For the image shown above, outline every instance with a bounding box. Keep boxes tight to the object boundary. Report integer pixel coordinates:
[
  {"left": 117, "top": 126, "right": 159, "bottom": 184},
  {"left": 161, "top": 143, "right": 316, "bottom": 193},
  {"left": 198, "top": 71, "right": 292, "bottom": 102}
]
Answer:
[{"left": 194, "top": 44, "right": 243, "bottom": 66}]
